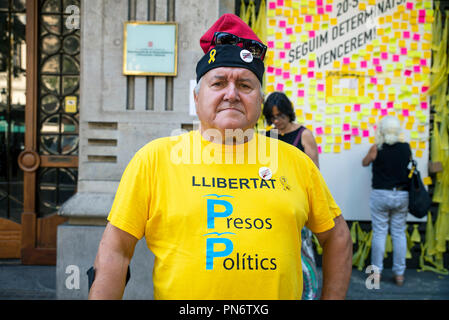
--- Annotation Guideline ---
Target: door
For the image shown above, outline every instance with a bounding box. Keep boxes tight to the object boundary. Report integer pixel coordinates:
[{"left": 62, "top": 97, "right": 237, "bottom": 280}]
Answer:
[
  {"left": 0, "top": 0, "right": 80, "bottom": 265},
  {"left": 0, "top": 0, "right": 27, "bottom": 259}
]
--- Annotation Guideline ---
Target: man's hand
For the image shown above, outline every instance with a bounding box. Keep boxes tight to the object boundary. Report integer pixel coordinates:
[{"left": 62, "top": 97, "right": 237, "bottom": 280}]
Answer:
[
  {"left": 88, "top": 223, "right": 138, "bottom": 299},
  {"left": 314, "top": 215, "right": 353, "bottom": 300}
]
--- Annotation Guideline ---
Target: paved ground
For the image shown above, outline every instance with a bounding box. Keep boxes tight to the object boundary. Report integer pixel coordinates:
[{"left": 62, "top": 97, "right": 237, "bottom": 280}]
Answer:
[{"left": 0, "top": 263, "right": 448, "bottom": 300}]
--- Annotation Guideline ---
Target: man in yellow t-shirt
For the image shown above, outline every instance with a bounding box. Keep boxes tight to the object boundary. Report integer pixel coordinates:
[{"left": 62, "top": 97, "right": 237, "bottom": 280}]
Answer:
[{"left": 88, "top": 14, "right": 352, "bottom": 300}]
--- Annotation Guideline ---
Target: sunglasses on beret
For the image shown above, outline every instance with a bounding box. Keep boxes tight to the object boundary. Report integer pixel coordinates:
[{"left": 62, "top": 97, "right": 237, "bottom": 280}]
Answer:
[{"left": 211, "top": 32, "right": 267, "bottom": 60}]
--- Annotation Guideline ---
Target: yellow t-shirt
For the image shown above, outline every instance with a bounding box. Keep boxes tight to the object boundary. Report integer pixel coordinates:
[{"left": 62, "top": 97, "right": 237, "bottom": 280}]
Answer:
[{"left": 108, "top": 130, "right": 341, "bottom": 300}]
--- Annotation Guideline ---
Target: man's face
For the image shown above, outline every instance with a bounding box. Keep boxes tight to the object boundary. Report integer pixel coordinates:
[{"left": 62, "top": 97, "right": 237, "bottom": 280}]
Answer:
[{"left": 194, "top": 67, "right": 263, "bottom": 136}]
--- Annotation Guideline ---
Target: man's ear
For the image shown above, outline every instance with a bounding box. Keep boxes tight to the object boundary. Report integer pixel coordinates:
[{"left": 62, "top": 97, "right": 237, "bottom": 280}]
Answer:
[{"left": 193, "top": 90, "right": 198, "bottom": 109}]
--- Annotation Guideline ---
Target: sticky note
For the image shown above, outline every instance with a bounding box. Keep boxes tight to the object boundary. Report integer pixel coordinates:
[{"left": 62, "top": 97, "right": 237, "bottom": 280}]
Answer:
[
  {"left": 325, "top": 126, "right": 332, "bottom": 134},
  {"left": 416, "top": 149, "right": 423, "bottom": 158},
  {"left": 423, "top": 176, "right": 432, "bottom": 185},
  {"left": 352, "top": 128, "right": 359, "bottom": 136},
  {"left": 354, "top": 136, "right": 362, "bottom": 144},
  {"left": 324, "top": 145, "right": 331, "bottom": 153},
  {"left": 315, "top": 127, "right": 323, "bottom": 135},
  {"left": 344, "top": 142, "right": 351, "bottom": 150},
  {"left": 334, "top": 145, "right": 341, "bottom": 153},
  {"left": 334, "top": 127, "right": 342, "bottom": 135}
]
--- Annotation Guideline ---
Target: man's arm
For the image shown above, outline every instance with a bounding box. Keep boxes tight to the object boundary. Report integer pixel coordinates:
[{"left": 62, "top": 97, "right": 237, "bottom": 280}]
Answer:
[
  {"left": 88, "top": 222, "right": 138, "bottom": 299},
  {"left": 314, "top": 215, "right": 352, "bottom": 300}
]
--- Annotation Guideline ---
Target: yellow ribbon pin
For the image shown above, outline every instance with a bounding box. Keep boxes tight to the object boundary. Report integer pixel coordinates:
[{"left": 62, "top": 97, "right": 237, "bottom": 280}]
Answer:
[
  {"left": 208, "top": 49, "right": 216, "bottom": 64},
  {"left": 279, "top": 176, "right": 291, "bottom": 191}
]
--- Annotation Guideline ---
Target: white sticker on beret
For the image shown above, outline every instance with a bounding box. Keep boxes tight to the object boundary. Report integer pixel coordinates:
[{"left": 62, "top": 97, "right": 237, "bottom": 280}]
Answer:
[{"left": 240, "top": 49, "right": 253, "bottom": 63}]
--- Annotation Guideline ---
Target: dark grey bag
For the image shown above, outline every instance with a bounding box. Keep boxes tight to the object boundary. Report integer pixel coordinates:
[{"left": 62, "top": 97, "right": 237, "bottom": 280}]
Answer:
[{"left": 408, "top": 160, "right": 431, "bottom": 218}]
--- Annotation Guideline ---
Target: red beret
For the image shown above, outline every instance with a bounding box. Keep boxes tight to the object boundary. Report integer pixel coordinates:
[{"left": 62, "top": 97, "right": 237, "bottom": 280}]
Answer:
[{"left": 200, "top": 13, "right": 263, "bottom": 54}]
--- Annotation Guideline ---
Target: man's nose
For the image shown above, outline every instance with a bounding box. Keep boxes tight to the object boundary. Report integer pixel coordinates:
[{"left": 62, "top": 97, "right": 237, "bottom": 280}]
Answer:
[{"left": 223, "top": 83, "right": 239, "bottom": 101}]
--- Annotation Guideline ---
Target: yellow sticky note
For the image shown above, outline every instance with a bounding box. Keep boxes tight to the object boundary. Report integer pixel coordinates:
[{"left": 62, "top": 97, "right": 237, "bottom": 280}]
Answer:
[
  {"left": 326, "top": 136, "right": 334, "bottom": 144},
  {"left": 324, "top": 126, "right": 332, "bottom": 134},
  {"left": 306, "top": 113, "right": 313, "bottom": 120},
  {"left": 415, "top": 149, "right": 423, "bottom": 158},
  {"left": 324, "top": 145, "right": 332, "bottom": 153},
  {"left": 316, "top": 136, "right": 322, "bottom": 144},
  {"left": 354, "top": 136, "right": 362, "bottom": 144},
  {"left": 344, "top": 142, "right": 351, "bottom": 150},
  {"left": 335, "top": 136, "right": 342, "bottom": 144},
  {"left": 423, "top": 176, "right": 432, "bottom": 185},
  {"left": 419, "top": 141, "right": 426, "bottom": 149},
  {"left": 369, "top": 137, "right": 375, "bottom": 144},
  {"left": 334, "top": 145, "right": 341, "bottom": 153}
]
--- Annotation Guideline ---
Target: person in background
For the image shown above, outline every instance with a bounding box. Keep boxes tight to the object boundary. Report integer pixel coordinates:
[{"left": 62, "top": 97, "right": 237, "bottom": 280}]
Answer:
[
  {"left": 263, "top": 91, "right": 320, "bottom": 299},
  {"left": 362, "top": 115, "right": 411, "bottom": 286},
  {"left": 263, "top": 92, "right": 319, "bottom": 168}
]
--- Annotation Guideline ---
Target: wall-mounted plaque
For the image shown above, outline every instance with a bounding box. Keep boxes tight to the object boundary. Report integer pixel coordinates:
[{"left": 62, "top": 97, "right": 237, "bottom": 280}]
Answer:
[{"left": 123, "top": 21, "right": 178, "bottom": 76}]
